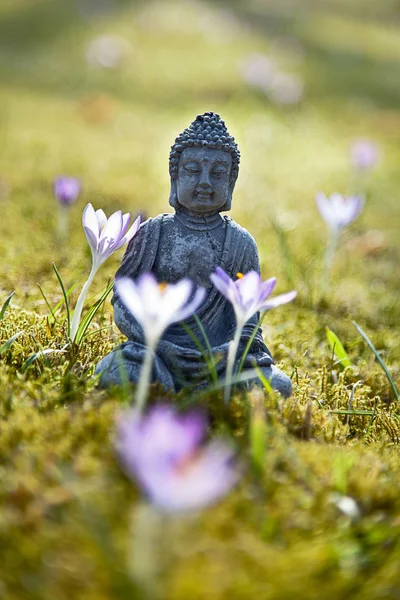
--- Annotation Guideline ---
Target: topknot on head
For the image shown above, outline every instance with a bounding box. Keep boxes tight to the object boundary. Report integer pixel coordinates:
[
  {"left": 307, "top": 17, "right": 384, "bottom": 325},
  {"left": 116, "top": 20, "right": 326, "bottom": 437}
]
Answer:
[{"left": 169, "top": 112, "right": 240, "bottom": 181}]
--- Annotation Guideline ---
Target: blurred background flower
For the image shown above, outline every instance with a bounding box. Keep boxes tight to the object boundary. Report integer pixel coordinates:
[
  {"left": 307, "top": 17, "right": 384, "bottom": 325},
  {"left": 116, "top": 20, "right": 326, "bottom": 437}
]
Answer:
[
  {"left": 350, "top": 139, "right": 381, "bottom": 171},
  {"left": 53, "top": 176, "right": 81, "bottom": 207},
  {"left": 85, "top": 34, "right": 132, "bottom": 69}
]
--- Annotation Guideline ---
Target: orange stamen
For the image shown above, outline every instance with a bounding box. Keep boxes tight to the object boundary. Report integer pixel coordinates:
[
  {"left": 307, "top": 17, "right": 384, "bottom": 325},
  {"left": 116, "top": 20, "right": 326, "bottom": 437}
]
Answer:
[{"left": 236, "top": 272, "right": 244, "bottom": 279}]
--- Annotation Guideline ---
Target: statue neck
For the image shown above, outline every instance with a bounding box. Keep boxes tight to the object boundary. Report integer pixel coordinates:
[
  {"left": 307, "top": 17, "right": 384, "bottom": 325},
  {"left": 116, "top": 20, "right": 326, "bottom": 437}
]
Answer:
[{"left": 174, "top": 209, "right": 224, "bottom": 231}]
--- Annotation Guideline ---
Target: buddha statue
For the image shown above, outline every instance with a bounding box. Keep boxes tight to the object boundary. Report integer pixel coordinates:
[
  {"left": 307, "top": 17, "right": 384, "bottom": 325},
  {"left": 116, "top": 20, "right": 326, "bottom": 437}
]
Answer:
[{"left": 96, "top": 112, "right": 292, "bottom": 397}]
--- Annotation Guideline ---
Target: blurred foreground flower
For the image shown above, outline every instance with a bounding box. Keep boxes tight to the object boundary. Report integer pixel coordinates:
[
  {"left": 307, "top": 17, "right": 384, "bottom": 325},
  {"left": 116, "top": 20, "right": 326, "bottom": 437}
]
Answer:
[
  {"left": 350, "top": 139, "right": 380, "bottom": 171},
  {"left": 53, "top": 176, "right": 81, "bottom": 240},
  {"left": 116, "top": 404, "right": 240, "bottom": 512},
  {"left": 69, "top": 204, "right": 140, "bottom": 341},
  {"left": 210, "top": 268, "right": 296, "bottom": 403},
  {"left": 116, "top": 275, "right": 205, "bottom": 411},
  {"left": 316, "top": 192, "right": 364, "bottom": 294}
]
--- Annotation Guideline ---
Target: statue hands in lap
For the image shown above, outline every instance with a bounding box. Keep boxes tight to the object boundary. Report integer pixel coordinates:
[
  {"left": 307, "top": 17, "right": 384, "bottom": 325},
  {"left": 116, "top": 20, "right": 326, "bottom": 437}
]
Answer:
[{"left": 96, "top": 112, "right": 293, "bottom": 398}]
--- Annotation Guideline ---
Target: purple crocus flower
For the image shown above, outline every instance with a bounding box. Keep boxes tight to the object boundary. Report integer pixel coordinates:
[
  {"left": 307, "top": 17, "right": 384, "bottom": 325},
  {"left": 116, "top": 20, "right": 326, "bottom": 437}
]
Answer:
[
  {"left": 210, "top": 268, "right": 297, "bottom": 329},
  {"left": 210, "top": 268, "right": 296, "bottom": 403},
  {"left": 116, "top": 404, "right": 240, "bottom": 512},
  {"left": 350, "top": 140, "right": 380, "bottom": 171},
  {"left": 315, "top": 192, "right": 364, "bottom": 235},
  {"left": 53, "top": 176, "right": 81, "bottom": 206},
  {"left": 82, "top": 203, "right": 141, "bottom": 270}
]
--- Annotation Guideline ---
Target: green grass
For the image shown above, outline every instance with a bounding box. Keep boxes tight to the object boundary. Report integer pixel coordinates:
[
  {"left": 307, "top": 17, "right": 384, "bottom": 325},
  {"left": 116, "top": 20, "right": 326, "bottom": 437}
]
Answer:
[{"left": 0, "top": 0, "right": 400, "bottom": 598}]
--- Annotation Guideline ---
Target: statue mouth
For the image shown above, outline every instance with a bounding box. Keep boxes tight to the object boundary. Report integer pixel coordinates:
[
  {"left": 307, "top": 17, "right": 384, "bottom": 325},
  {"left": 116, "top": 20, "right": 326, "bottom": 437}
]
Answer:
[{"left": 195, "top": 191, "right": 212, "bottom": 200}]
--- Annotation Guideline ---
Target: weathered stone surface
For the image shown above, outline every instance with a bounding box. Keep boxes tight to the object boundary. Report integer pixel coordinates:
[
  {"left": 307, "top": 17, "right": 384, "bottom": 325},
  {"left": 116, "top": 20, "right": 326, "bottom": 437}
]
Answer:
[{"left": 96, "top": 112, "right": 292, "bottom": 397}]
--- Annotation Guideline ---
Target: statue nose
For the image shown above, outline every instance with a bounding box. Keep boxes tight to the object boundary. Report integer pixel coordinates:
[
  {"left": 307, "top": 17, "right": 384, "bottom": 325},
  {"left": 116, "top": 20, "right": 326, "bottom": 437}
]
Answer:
[{"left": 198, "top": 169, "right": 212, "bottom": 189}]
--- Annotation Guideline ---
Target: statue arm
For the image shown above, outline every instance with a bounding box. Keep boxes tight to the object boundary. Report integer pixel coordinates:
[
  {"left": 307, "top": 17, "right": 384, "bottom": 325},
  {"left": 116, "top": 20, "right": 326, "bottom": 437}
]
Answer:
[{"left": 111, "top": 217, "right": 162, "bottom": 340}]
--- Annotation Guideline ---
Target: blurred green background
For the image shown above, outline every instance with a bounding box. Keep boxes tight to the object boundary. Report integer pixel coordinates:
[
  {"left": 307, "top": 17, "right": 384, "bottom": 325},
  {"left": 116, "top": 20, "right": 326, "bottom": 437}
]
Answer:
[
  {"left": 1, "top": 0, "right": 399, "bottom": 308},
  {"left": 1, "top": 1, "right": 400, "bottom": 599}
]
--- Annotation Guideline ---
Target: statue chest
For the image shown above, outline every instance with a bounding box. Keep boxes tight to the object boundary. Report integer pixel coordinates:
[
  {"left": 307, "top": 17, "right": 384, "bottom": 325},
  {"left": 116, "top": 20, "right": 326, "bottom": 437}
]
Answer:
[{"left": 153, "top": 225, "right": 226, "bottom": 286}]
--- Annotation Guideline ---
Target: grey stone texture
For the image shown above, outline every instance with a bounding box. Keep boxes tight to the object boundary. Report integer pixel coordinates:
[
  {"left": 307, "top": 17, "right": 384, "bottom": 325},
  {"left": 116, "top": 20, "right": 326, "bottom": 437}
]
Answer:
[{"left": 96, "top": 112, "right": 292, "bottom": 398}]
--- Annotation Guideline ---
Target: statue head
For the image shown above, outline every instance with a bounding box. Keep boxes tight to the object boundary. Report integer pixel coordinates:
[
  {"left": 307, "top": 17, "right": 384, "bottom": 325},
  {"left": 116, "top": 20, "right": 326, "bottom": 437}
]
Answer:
[{"left": 169, "top": 112, "right": 240, "bottom": 213}]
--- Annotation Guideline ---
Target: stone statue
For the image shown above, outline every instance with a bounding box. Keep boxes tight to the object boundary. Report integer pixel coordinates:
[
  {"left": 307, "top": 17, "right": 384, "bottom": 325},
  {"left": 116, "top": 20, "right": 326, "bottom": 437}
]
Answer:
[{"left": 96, "top": 112, "right": 292, "bottom": 397}]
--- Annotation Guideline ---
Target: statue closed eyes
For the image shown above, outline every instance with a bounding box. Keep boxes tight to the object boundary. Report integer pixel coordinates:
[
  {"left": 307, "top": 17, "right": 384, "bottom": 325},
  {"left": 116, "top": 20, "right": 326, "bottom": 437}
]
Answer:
[{"left": 96, "top": 112, "right": 292, "bottom": 397}]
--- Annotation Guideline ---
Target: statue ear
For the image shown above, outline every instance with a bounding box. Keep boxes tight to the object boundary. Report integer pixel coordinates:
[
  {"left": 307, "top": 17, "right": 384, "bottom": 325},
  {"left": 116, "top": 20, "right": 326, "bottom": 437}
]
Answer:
[
  {"left": 169, "top": 178, "right": 179, "bottom": 208},
  {"left": 221, "top": 177, "right": 236, "bottom": 211}
]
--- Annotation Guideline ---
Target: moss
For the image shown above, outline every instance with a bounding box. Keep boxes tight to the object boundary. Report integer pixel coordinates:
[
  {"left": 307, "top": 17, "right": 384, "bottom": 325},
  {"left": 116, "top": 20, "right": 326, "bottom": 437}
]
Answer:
[{"left": 0, "top": 0, "right": 400, "bottom": 596}]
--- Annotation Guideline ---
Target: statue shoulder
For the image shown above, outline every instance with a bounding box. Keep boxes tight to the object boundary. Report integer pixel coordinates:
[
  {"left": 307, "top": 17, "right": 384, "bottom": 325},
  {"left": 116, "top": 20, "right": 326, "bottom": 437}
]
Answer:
[
  {"left": 223, "top": 216, "right": 258, "bottom": 253},
  {"left": 116, "top": 214, "right": 165, "bottom": 279},
  {"left": 222, "top": 215, "right": 260, "bottom": 273}
]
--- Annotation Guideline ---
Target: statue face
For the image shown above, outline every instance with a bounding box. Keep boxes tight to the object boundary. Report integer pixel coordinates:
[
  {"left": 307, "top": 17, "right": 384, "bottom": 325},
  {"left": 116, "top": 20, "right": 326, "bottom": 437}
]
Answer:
[{"left": 176, "top": 147, "right": 233, "bottom": 214}]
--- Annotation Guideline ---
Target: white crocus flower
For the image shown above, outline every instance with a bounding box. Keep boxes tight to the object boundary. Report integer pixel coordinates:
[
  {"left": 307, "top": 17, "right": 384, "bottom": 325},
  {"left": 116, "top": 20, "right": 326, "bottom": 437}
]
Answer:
[
  {"left": 69, "top": 204, "right": 141, "bottom": 342},
  {"left": 116, "top": 274, "right": 205, "bottom": 411}
]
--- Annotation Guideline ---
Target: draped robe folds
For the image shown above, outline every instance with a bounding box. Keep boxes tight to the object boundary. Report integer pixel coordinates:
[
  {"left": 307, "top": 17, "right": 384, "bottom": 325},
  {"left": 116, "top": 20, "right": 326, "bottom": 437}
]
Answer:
[{"left": 96, "top": 213, "right": 274, "bottom": 391}]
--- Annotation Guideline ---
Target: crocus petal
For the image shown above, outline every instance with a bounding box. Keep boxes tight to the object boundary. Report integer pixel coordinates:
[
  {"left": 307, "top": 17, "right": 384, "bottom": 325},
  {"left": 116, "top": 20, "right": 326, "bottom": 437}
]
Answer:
[
  {"left": 95, "top": 209, "right": 107, "bottom": 232},
  {"left": 143, "top": 439, "right": 239, "bottom": 513},
  {"left": 136, "top": 273, "right": 162, "bottom": 320},
  {"left": 215, "top": 266, "right": 232, "bottom": 284},
  {"left": 116, "top": 404, "right": 240, "bottom": 513},
  {"left": 260, "top": 290, "right": 297, "bottom": 311},
  {"left": 114, "top": 215, "right": 141, "bottom": 251},
  {"left": 259, "top": 277, "right": 277, "bottom": 303},
  {"left": 210, "top": 272, "right": 231, "bottom": 298},
  {"left": 120, "top": 213, "right": 131, "bottom": 237},
  {"left": 237, "top": 271, "right": 261, "bottom": 308},
  {"left": 316, "top": 192, "right": 337, "bottom": 230},
  {"left": 117, "top": 406, "right": 207, "bottom": 476},
  {"left": 210, "top": 269, "right": 241, "bottom": 308},
  {"left": 154, "top": 280, "right": 196, "bottom": 335},
  {"left": 82, "top": 204, "right": 100, "bottom": 254},
  {"left": 100, "top": 210, "right": 123, "bottom": 248},
  {"left": 173, "top": 287, "right": 206, "bottom": 322},
  {"left": 115, "top": 277, "right": 146, "bottom": 326},
  {"left": 124, "top": 215, "right": 141, "bottom": 243}
]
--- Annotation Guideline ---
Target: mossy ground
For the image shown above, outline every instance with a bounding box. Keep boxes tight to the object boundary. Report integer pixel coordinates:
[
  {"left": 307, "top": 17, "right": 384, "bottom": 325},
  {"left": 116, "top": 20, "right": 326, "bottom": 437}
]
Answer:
[{"left": 0, "top": 1, "right": 400, "bottom": 598}]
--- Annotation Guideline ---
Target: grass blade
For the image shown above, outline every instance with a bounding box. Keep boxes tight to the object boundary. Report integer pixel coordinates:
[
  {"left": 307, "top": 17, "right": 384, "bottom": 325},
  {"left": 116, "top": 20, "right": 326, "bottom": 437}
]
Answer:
[
  {"left": 180, "top": 321, "right": 218, "bottom": 382},
  {"left": 37, "top": 284, "right": 58, "bottom": 322},
  {"left": 53, "top": 283, "right": 78, "bottom": 314},
  {"left": 237, "top": 314, "right": 267, "bottom": 376},
  {"left": 352, "top": 320, "right": 399, "bottom": 401},
  {"left": 326, "top": 327, "right": 352, "bottom": 368},
  {"left": 328, "top": 409, "right": 375, "bottom": 416},
  {"left": 269, "top": 214, "right": 296, "bottom": 287},
  {"left": 0, "top": 331, "right": 24, "bottom": 355},
  {"left": 21, "top": 348, "right": 65, "bottom": 374},
  {"left": 74, "top": 280, "right": 114, "bottom": 345},
  {"left": 52, "top": 262, "right": 71, "bottom": 337},
  {"left": 193, "top": 314, "right": 218, "bottom": 381},
  {"left": 0, "top": 291, "right": 15, "bottom": 320}
]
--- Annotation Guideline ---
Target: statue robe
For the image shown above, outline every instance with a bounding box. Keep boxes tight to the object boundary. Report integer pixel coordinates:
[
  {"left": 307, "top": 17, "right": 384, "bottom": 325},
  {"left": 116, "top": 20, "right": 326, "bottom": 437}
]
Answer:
[{"left": 96, "top": 213, "right": 274, "bottom": 391}]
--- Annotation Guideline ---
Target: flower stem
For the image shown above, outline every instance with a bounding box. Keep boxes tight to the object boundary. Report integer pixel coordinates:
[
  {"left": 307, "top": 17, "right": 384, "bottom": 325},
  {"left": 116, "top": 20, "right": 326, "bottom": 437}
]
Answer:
[
  {"left": 322, "top": 231, "right": 338, "bottom": 296},
  {"left": 135, "top": 344, "right": 155, "bottom": 413},
  {"left": 70, "top": 265, "right": 97, "bottom": 342},
  {"left": 56, "top": 205, "right": 69, "bottom": 241},
  {"left": 224, "top": 325, "right": 243, "bottom": 405}
]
